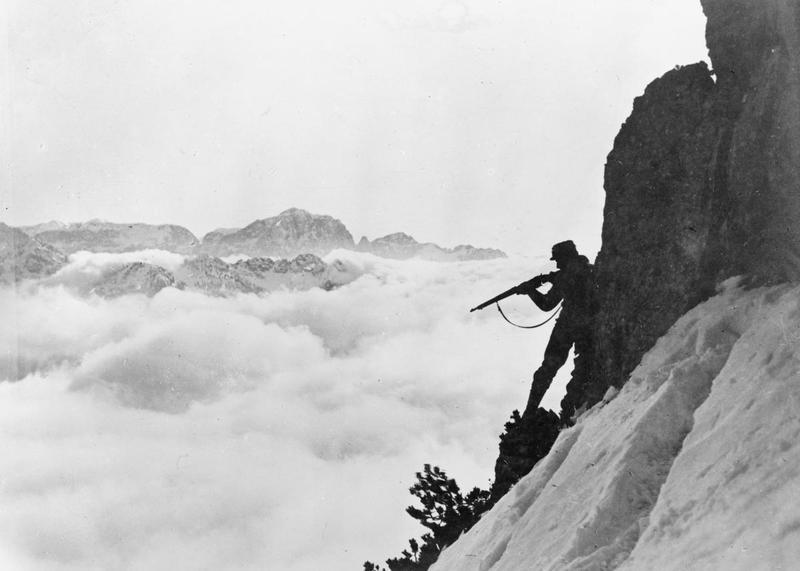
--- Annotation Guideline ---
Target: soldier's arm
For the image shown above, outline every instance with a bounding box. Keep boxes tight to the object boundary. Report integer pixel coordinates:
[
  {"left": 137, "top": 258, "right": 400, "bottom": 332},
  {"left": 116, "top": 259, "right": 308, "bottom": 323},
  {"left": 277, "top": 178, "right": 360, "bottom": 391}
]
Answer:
[{"left": 526, "top": 274, "right": 562, "bottom": 311}]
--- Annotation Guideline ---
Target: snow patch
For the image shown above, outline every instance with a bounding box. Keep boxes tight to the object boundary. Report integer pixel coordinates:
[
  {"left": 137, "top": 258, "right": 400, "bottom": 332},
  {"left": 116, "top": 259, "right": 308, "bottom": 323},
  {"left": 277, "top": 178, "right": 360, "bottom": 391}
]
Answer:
[{"left": 433, "top": 283, "right": 800, "bottom": 570}]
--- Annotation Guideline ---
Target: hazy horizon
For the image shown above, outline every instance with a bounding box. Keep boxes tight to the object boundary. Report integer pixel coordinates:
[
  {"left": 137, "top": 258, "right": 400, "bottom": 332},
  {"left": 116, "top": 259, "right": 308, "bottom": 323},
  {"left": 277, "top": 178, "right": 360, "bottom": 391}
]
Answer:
[
  {"left": 2, "top": 0, "right": 709, "bottom": 258},
  {"left": 11, "top": 206, "right": 516, "bottom": 252}
]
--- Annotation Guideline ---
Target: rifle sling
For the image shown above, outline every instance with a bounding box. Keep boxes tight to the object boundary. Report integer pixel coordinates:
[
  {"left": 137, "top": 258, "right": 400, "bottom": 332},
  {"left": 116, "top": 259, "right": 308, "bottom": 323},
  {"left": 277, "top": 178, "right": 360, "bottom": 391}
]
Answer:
[{"left": 496, "top": 301, "right": 562, "bottom": 329}]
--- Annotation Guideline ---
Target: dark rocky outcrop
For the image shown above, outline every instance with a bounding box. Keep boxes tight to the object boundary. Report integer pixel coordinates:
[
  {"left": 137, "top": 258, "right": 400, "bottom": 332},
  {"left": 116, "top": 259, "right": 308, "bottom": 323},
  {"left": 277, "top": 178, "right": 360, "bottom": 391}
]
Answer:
[
  {"left": 591, "top": 63, "right": 719, "bottom": 391},
  {"left": 0, "top": 223, "right": 68, "bottom": 283},
  {"left": 489, "top": 408, "right": 560, "bottom": 503},
  {"left": 700, "top": 0, "right": 800, "bottom": 283},
  {"left": 586, "top": 0, "right": 800, "bottom": 400},
  {"left": 24, "top": 220, "right": 199, "bottom": 254}
]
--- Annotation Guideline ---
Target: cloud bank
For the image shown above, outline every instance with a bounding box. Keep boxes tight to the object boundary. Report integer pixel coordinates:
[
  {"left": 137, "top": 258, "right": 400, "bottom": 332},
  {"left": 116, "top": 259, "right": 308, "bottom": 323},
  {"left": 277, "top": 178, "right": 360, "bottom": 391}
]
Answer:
[{"left": 0, "top": 251, "right": 573, "bottom": 570}]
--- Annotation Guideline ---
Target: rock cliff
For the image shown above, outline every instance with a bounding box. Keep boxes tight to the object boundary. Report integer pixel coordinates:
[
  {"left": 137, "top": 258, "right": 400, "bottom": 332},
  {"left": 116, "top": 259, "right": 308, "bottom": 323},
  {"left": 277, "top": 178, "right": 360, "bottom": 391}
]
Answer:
[
  {"left": 591, "top": 63, "right": 718, "bottom": 393},
  {"left": 589, "top": 0, "right": 800, "bottom": 400}
]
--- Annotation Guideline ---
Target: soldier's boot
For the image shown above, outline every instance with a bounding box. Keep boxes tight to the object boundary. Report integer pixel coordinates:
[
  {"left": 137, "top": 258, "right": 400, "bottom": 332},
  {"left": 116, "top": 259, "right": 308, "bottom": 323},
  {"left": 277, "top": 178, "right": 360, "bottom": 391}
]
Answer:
[{"left": 522, "top": 372, "right": 552, "bottom": 419}]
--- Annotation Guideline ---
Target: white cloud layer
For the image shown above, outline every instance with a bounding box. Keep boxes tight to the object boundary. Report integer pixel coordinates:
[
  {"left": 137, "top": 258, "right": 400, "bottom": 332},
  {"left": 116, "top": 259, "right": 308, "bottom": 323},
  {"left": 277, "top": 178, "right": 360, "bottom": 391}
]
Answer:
[
  {"left": 40, "top": 249, "right": 190, "bottom": 294},
  {"left": 0, "top": 252, "right": 574, "bottom": 570}
]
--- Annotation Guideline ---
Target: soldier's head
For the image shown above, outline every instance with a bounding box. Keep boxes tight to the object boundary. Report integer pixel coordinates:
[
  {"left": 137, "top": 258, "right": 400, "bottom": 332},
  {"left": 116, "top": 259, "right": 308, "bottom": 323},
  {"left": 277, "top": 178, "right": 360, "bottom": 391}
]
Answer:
[{"left": 550, "top": 240, "right": 579, "bottom": 268}]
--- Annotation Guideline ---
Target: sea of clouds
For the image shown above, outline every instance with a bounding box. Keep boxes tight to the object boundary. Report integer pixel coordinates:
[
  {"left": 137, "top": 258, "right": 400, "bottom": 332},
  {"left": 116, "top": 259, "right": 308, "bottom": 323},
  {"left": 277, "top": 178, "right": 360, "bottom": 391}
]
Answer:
[{"left": 0, "top": 250, "right": 572, "bottom": 570}]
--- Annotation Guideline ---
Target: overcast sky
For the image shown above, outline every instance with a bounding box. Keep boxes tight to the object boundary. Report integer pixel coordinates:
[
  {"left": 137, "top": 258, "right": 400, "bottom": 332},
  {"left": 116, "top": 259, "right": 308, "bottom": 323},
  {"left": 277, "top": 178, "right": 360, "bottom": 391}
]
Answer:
[{"left": 2, "top": 0, "right": 708, "bottom": 256}]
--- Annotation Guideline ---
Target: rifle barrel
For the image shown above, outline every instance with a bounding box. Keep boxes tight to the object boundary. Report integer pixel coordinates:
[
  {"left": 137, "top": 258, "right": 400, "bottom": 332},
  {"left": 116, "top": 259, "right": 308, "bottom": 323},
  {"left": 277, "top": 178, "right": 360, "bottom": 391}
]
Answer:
[
  {"left": 469, "top": 285, "right": 519, "bottom": 312},
  {"left": 469, "top": 273, "right": 552, "bottom": 313}
]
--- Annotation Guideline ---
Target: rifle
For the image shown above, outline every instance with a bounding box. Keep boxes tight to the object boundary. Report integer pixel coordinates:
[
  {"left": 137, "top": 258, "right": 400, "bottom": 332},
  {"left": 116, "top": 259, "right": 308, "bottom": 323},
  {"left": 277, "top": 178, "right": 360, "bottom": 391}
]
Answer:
[{"left": 469, "top": 273, "right": 554, "bottom": 313}]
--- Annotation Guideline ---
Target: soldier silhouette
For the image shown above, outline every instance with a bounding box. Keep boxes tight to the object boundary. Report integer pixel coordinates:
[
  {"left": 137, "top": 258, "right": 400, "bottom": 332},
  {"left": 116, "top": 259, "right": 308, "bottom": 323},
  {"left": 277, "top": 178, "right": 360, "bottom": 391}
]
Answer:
[{"left": 517, "top": 240, "right": 596, "bottom": 424}]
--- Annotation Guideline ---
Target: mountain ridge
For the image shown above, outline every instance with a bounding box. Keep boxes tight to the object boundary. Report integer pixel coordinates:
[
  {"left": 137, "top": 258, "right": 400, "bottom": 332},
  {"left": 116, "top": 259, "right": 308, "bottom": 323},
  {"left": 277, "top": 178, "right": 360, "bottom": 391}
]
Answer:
[
  {"left": 11, "top": 208, "right": 505, "bottom": 262},
  {"left": 21, "top": 220, "right": 199, "bottom": 255}
]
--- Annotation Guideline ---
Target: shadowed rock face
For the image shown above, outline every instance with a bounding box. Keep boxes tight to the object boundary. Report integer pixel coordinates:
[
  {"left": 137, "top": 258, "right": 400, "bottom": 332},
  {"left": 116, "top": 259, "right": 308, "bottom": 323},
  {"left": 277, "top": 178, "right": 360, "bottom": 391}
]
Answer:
[
  {"left": 489, "top": 408, "right": 560, "bottom": 504},
  {"left": 588, "top": 0, "right": 800, "bottom": 399},
  {"left": 700, "top": 0, "right": 800, "bottom": 282},
  {"left": 591, "top": 63, "right": 718, "bottom": 391}
]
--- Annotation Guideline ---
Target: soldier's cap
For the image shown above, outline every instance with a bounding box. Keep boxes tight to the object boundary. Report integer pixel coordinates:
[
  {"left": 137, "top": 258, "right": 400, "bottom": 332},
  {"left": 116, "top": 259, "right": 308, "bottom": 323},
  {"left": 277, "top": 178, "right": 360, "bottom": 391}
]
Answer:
[{"left": 550, "top": 240, "right": 579, "bottom": 261}]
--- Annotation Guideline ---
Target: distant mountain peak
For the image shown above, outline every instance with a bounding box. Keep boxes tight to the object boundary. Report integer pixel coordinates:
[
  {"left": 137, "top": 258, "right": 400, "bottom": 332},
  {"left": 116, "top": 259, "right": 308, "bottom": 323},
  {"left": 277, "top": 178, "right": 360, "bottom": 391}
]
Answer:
[
  {"left": 357, "top": 232, "right": 505, "bottom": 261},
  {"left": 15, "top": 208, "right": 506, "bottom": 262},
  {"left": 199, "top": 209, "right": 355, "bottom": 258},
  {"left": 378, "top": 232, "right": 417, "bottom": 244},
  {"left": 278, "top": 207, "right": 312, "bottom": 217}
]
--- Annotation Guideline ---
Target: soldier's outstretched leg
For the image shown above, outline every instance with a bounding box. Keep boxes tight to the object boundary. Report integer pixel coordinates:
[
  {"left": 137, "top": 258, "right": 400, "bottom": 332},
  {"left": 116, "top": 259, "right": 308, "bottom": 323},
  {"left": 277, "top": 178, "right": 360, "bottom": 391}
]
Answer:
[{"left": 522, "top": 317, "right": 572, "bottom": 419}]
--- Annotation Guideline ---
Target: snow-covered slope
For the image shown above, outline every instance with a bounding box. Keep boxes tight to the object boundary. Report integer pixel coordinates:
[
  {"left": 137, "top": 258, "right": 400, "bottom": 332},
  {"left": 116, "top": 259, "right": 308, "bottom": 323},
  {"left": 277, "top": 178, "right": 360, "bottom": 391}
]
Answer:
[{"left": 433, "top": 280, "right": 800, "bottom": 571}]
